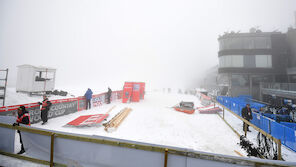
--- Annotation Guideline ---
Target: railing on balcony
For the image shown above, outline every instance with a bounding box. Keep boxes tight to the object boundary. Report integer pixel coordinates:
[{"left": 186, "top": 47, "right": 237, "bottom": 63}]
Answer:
[{"left": 261, "top": 82, "right": 296, "bottom": 92}]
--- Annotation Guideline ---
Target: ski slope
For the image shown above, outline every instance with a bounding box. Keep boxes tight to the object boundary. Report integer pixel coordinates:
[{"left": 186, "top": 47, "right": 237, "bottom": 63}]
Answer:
[{"left": 28, "top": 91, "right": 246, "bottom": 157}]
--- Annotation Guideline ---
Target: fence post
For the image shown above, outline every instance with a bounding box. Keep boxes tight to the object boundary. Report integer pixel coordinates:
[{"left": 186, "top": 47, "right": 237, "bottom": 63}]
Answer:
[
  {"left": 50, "top": 133, "right": 55, "bottom": 167},
  {"left": 277, "top": 139, "right": 282, "bottom": 160},
  {"left": 164, "top": 148, "right": 168, "bottom": 167},
  {"left": 244, "top": 121, "right": 247, "bottom": 137}
]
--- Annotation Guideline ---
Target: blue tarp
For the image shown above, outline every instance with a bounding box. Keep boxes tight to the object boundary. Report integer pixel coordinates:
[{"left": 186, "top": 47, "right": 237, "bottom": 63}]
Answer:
[
  {"left": 270, "top": 121, "right": 285, "bottom": 143},
  {"left": 281, "top": 122, "right": 296, "bottom": 130},
  {"left": 251, "top": 112, "right": 261, "bottom": 128},
  {"left": 285, "top": 126, "right": 296, "bottom": 152}
]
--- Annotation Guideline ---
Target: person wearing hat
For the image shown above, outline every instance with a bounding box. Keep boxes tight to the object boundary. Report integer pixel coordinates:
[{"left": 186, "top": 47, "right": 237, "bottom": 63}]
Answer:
[
  {"left": 13, "top": 105, "right": 31, "bottom": 154},
  {"left": 84, "top": 88, "right": 93, "bottom": 110},
  {"left": 38, "top": 95, "right": 52, "bottom": 125},
  {"left": 241, "top": 103, "right": 253, "bottom": 132}
]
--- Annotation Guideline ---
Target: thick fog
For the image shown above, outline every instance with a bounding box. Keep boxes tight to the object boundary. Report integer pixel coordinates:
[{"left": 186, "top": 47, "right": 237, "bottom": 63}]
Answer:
[{"left": 1, "top": 0, "right": 296, "bottom": 91}]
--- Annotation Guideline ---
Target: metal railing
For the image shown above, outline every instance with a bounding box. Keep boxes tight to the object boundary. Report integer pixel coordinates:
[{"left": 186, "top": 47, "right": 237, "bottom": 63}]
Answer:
[{"left": 261, "top": 82, "right": 296, "bottom": 92}]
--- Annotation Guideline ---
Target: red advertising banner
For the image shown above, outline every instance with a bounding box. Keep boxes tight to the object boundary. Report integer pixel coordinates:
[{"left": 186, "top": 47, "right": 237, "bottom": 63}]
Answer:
[
  {"left": 66, "top": 114, "right": 109, "bottom": 126},
  {"left": 0, "top": 90, "right": 123, "bottom": 124}
]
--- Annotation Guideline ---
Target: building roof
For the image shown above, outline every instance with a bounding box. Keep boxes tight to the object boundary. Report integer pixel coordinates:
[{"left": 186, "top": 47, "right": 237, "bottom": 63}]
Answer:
[
  {"left": 218, "top": 31, "right": 282, "bottom": 40},
  {"left": 17, "top": 64, "right": 56, "bottom": 71}
]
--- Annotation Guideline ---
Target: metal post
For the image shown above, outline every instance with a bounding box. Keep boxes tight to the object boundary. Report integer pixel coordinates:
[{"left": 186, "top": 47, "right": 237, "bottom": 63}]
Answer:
[
  {"left": 44, "top": 69, "right": 48, "bottom": 93},
  {"left": 50, "top": 133, "right": 55, "bottom": 167},
  {"left": 4, "top": 68, "right": 8, "bottom": 106},
  {"left": 164, "top": 148, "right": 168, "bottom": 167},
  {"left": 244, "top": 121, "right": 247, "bottom": 137}
]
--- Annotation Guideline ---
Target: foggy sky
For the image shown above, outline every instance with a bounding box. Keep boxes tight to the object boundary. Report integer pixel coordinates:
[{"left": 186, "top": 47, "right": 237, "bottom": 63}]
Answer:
[{"left": 1, "top": 0, "right": 296, "bottom": 90}]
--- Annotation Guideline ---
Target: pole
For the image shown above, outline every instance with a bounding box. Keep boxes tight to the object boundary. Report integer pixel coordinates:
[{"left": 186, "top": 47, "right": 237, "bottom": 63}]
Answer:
[
  {"left": 3, "top": 68, "right": 8, "bottom": 106},
  {"left": 277, "top": 139, "right": 282, "bottom": 160},
  {"left": 164, "top": 148, "right": 168, "bottom": 167},
  {"left": 244, "top": 122, "right": 247, "bottom": 137},
  {"left": 50, "top": 133, "right": 55, "bottom": 167},
  {"left": 44, "top": 69, "right": 48, "bottom": 93}
]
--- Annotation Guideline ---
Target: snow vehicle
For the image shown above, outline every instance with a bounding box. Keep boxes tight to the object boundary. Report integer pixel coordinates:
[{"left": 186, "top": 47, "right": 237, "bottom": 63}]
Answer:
[{"left": 173, "top": 101, "right": 195, "bottom": 114}]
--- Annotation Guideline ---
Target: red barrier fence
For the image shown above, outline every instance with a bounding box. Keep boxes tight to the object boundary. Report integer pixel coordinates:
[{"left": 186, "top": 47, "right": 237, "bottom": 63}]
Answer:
[{"left": 0, "top": 90, "right": 123, "bottom": 124}]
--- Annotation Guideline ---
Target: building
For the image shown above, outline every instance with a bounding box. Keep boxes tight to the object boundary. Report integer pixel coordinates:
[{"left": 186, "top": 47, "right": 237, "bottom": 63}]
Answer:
[
  {"left": 16, "top": 64, "right": 56, "bottom": 94},
  {"left": 217, "top": 30, "right": 290, "bottom": 100}
]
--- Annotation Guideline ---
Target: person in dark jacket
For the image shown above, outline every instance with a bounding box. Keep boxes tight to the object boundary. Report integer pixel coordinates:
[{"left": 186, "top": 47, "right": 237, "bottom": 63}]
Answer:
[
  {"left": 241, "top": 103, "right": 253, "bottom": 132},
  {"left": 84, "top": 88, "right": 93, "bottom": 110},
  {"left": 13, "top": 105, "right": 31, "bottom": 154},
  {"left": 38, "top": 95, "right": 52, "bottom": 125},
  {"left": 106, "top": 87, "right": 112, "bottom": 104}
]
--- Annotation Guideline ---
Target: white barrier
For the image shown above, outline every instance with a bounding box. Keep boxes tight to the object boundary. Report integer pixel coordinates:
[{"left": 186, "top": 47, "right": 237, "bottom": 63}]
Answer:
[
  {"left": 0, "top": 116, "right": 16, "bottom": 153},
  {"left": 14, "top": 126, "right": 296, "bottom": 167}
]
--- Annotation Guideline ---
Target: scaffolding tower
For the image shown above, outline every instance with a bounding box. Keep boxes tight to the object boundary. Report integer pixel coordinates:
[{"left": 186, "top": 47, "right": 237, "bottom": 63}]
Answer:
[{"left": 0, "top": 69, "right": 8, "bottom": 107}]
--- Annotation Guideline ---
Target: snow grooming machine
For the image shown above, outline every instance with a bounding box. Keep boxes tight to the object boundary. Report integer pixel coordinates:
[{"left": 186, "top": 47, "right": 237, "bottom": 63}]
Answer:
[{"left": 173, "top": 101, "right": 195, "bottom": 114}]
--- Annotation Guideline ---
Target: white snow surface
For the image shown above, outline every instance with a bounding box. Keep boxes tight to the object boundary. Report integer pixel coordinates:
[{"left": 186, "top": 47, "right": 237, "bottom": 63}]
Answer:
[
  {"left": 2, "top": 88, "right": 296, "bottom": 166},
  {"left": 32, "top": 91, "right": 245, "bottom": 156}
]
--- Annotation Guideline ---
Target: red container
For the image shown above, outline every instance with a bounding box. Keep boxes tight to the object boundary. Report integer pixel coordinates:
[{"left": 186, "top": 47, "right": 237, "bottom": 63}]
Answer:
[
  {"left": 122, "top": 82, "right": 133, "bottom": 103},
  {"left": 122, "top": 82, "right": 145, "bottom": 103},
  {"left": 139, "top": 82, "right": 145, "bottom": 99},
  {"left": 131, "top": 83, "right": 140, "bottom": 102}
]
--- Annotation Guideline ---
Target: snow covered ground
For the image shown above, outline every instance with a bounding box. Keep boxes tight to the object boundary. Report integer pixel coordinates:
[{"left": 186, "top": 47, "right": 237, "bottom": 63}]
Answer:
[{"left": 2, "top": 88, "right": 296, "bottom": 166}]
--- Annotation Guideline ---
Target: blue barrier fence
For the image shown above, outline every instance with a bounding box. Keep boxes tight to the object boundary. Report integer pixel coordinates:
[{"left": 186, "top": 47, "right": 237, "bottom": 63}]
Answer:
[{"left": 217, "top": 96, "right": 296, "bottom": 152}]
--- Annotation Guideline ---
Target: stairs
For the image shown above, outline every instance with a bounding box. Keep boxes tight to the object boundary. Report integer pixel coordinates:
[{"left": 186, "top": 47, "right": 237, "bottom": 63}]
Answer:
[{"left": 0, "top": 69, "right": 8, "bottom": 106}]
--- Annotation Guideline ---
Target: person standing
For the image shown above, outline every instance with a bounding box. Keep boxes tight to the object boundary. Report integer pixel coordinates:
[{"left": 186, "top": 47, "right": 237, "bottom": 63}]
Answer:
[
  {"left": 38, "top": 95, "right": 52, "bottom": 125},
  {"left": 242, "top": 103, "right": 253, "bottom": 132},
  {"left": 84, "top": 88, "right": 93, "bottom": 110},
  {"left": 13, "top": 105, "right": 30, "bottom": 154},
  {"left": 106, "top": 87, "right": 112, "bottom": 104}
]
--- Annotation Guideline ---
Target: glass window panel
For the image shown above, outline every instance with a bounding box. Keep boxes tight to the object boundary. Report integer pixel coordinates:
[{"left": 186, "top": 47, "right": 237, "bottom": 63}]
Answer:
[
  {"left": 256, "top": 55, "right": 267, "bottom": 67},
  {"left": 225, "top": 56, "right": 232, "bottom": 67},
  {"left": 255, "top": 55, "right": 272, "bottom": 68},
  {"left": 267, "top": 55, "right": 272, "bottom": 67},
  {"left": 231, "top": 74, "right": 249, "bottom": 87},
  {"left": 243, "top": 37, "right": 254, "bottom": 49},
  {"left": 255, "top": 37, "right": 267, "bottom": 49},
  {"left": 232, "top": 55, "right": 244, "bottom": 67},
  {"left": 244, "top": 55, "right": 256, "bottom": 68}
]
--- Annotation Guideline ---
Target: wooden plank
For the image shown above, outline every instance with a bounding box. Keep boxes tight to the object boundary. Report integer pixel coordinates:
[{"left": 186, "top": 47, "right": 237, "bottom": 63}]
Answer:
[{"left": 234, "top": 150, "right": 244, "bottom": 157}]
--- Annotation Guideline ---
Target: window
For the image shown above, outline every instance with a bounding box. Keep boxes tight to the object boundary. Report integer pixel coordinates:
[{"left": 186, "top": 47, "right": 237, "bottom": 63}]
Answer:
[
  {"left": 220, "top": 55, "right": 272, "bottom": 68},
  {"left": 219, "top": 36, "right": 271, "bottom": 51},
  {"left": 232, "top": 56, "right": 244, "bottom": 67},
  {"left": 231, "top": 75, "right": 249, "bottom": 87},
  {"left": 35, "top": 71, "right": 55, "bottom": 82},
  {"left": 244, "top": 56, "right": 256, "bottom": 68},
  {"left": 219, "top": 55, "right": 243, "bottom": 68},
  {"left": 254, "top": 37, "right": 271, "bottom": 49},
  {"left": 255, "top": 55, "right": 272, "bottom": 68}
]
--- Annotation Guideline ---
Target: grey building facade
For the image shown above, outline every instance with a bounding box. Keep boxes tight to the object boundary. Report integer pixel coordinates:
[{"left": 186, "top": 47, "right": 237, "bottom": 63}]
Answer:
[{"left": 217, "top": 31, "right": 290, "bottom": 100}]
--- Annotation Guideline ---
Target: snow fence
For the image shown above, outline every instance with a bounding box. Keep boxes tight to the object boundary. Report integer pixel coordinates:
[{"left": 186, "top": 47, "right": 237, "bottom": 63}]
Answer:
[
  {"left": 0, "top": 90, "right": 123, "bottom": 124},
  {"left": 1, "top": 122, "right": 296, "bottom": 167}
]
